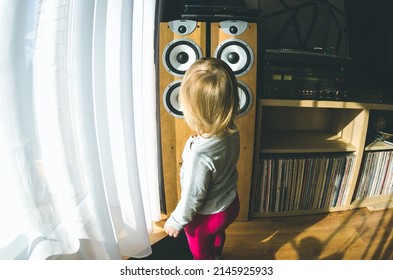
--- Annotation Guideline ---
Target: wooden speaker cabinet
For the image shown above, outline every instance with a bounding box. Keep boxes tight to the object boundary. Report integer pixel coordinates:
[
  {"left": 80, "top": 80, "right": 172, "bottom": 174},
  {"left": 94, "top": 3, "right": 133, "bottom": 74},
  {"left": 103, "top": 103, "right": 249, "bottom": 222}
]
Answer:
[
  {"left": 211, "top": 21, "right": 258, "bottom": 220},
  {"left": 159, "top": 20, "right": 206, "bottom": 214}
]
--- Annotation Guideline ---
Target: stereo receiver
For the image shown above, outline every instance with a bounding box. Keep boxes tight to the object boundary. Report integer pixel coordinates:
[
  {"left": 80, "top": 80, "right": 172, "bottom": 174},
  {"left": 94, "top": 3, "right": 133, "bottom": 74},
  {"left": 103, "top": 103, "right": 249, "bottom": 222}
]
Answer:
[{"left": 262, "top": 49, "right": 352, "bottom": 101}]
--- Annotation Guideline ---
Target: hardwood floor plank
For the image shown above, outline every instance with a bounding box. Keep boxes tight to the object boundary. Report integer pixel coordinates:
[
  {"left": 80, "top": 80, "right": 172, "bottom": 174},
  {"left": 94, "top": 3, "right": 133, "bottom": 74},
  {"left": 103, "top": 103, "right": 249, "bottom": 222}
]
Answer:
[{"left": 222, "top": 207, "right": 393, "bottom": 260}]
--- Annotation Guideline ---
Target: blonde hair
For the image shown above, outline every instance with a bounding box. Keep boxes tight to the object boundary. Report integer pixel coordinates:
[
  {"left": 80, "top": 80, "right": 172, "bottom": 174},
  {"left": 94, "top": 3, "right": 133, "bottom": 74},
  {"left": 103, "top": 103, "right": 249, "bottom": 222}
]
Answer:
[{"left": 180, "top": 57, "right": 239, "bottom": 137}]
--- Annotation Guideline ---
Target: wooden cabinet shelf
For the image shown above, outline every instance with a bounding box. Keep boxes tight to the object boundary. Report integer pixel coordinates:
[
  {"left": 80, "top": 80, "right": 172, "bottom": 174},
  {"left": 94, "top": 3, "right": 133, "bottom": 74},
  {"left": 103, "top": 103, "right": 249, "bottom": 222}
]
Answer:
[
  {"left": 249, "top": 98, "right": 393, "bottom": 218},
  {"left": 261, "top": 130, "right": 357, "bottom": 153},
  {"left": 351, "top": 193, "right": 393, "bottom": 210},
  {"left": 365, "top": 140, "right": 393, "bottom": 151}
]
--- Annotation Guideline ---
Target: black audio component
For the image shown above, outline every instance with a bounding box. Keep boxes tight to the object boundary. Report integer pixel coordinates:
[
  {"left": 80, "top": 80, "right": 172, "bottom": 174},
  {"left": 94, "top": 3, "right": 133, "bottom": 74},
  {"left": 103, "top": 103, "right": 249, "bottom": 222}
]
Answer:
[
  {"left": 262, "top": 49, "right": 352, "bottom": 101},
  {"left": 182, "top": 4, "right": 262, "bottom": 22},
  {"left": 258, "top": 0, "right": 347, "bottom": 57}
]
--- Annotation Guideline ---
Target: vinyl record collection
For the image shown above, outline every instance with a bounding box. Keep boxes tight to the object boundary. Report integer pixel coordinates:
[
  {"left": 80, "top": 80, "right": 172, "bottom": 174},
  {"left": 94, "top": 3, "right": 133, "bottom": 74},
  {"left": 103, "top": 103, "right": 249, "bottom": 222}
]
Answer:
[
  {"left": 356, "top": 150, "right": 393, "bottom": 199},
  {"left": 254, "top": 153, "right": 355, "bottom": 213}
]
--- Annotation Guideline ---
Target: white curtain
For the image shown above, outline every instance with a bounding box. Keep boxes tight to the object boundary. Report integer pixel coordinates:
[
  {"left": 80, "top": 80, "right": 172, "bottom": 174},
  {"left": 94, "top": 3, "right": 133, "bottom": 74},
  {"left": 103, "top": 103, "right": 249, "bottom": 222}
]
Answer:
[{"left": 0, "top": 0, "right": 160, "bottom": 260}]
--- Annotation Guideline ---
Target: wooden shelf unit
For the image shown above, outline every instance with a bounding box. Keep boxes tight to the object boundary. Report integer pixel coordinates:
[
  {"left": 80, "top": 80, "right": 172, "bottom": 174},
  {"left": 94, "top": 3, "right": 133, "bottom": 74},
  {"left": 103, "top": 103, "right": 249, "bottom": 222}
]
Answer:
[
  {"left": 260, "top": 131, "right": 358, "bottom": 154},
  {"left": 250, "top": 99, "right": 393, "bottom": 217}
]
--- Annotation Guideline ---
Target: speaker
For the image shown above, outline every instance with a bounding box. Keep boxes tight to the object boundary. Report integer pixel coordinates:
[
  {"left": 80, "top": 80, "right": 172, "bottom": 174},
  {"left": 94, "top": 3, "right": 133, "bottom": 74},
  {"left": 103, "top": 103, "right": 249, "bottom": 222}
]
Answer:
[
  {"left": 211, "top": 20, "right": 258, "bottom": 220},
  {"left": 345, "top": 0, "right": 393, "bottom": 102},
  {"left": 159, "top": 20, "right": 206, "bottom": 214}
]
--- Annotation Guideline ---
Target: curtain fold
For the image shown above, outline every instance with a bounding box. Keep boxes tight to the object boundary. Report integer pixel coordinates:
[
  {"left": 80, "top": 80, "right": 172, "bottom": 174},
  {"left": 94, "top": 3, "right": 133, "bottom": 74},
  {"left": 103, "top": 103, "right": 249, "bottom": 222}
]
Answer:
[
  {"left": 131, "top": 0, "right": 162, "bottom": 229},
  {"left": 0, "top": 0, "right": 159, "bottom": 260}
]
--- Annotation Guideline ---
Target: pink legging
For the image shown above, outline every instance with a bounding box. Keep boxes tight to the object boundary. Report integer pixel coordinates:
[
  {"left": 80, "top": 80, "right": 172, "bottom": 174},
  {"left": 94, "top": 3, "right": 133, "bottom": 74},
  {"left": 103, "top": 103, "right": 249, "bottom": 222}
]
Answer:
[{"left": 184, "top": 195, "right": 240, "bottom": 260}]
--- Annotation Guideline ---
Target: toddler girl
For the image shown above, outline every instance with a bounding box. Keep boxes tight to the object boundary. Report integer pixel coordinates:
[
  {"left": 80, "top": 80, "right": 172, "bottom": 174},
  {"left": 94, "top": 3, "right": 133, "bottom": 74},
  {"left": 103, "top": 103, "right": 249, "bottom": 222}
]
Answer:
[{"left": 164, "top": 57, "right": 240, "bottom": 260}]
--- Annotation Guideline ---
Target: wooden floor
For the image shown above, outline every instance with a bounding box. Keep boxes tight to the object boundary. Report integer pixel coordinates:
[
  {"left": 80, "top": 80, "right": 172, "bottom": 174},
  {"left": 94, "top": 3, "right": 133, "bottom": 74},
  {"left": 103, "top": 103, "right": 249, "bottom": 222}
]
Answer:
[{"left": 222, "top": 206, "right": 393, "bottom": 260}]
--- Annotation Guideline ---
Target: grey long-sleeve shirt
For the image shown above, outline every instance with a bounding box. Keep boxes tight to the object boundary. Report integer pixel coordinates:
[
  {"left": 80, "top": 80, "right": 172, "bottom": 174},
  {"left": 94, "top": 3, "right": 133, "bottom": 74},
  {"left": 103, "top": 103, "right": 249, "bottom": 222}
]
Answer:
[{"left": 166, "top": 131, "right": 240, "bottom": 231}]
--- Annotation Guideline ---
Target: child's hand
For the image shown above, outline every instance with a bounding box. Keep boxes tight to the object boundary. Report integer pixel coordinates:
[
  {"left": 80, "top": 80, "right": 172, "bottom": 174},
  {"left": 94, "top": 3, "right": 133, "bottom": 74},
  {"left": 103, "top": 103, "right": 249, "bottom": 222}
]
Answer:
[{"left": 164, "top": 222, "right": 181, "bottom": 238}]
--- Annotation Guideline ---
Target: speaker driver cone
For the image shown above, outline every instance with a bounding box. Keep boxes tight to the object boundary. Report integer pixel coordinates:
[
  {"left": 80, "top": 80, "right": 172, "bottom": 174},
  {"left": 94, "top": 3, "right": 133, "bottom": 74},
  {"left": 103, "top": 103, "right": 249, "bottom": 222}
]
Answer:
[
  {"left": 163, "top": 38, "right": 202, "bottom": 77},
  {"left": 214, "top": 39, "right": 254, "bottom": 77},
  {"left": 163, "top": 80, "right": 183, "bottom": 118},
  {"left": 237, "top": 81, "right": 253, "bottom": 117}
]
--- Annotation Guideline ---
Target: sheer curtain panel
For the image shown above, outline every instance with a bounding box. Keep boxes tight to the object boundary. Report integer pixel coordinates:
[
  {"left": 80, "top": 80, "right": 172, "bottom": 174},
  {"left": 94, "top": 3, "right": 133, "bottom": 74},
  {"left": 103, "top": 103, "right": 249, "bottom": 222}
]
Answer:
[{"left": 0, "top": 0, "right": 160, "bottom": 260}]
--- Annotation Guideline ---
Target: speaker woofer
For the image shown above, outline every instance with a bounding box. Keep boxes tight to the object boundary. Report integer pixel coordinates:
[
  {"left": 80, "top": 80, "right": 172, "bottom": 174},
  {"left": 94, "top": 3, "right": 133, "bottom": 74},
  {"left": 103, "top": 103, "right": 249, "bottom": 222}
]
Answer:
[
  {"left": 237, "top": 81, "right": 253, "bottom": 117},
  {"left": 163, "top": 80, "right": 183, "bottom": 118},
  {"left": 214, "top": 38, "right": 254, "bottom": 77},
  {"left": 163, "top": 38, "right": 202, "bottom": 77}
]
